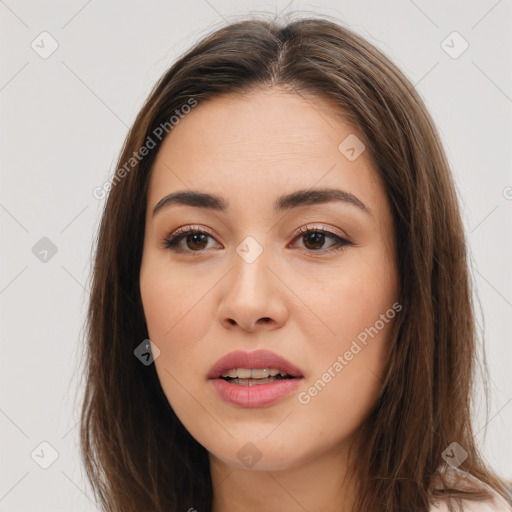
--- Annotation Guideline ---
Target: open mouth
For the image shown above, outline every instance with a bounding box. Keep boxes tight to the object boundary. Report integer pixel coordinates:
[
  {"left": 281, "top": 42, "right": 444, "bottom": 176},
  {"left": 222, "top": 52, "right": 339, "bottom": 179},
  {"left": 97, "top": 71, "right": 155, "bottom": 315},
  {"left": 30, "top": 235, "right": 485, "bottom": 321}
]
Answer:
[
  {"left": 209, "top": 352, "right": 304, "bottom": 407},
  {"left": 217, "top": 366, "right": 300, "bottom": 386},
  {"left": 220, "top": 374, "right": 296, "bottom": 386}
]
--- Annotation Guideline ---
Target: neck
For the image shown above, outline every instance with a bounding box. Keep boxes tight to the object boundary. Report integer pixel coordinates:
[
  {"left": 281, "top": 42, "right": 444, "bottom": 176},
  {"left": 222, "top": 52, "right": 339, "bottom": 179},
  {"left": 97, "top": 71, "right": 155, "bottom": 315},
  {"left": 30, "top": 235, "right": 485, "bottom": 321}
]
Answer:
[{"left": 209, "top": 440, "right": 358, "bottom": 512}]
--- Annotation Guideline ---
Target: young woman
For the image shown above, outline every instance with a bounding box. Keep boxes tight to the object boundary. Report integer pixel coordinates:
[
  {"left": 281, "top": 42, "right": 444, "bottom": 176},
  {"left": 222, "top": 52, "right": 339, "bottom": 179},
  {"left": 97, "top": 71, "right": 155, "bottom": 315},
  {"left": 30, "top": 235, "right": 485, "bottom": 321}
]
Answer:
[{"left": 79, "top": 14, "right": 512, "bottom": 512}]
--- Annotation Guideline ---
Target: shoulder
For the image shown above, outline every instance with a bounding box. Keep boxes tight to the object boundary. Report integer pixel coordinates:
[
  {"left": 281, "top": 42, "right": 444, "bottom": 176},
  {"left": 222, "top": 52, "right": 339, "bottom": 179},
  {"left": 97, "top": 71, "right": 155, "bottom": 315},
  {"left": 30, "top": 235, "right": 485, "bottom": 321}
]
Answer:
[{"left": 429, "top": 468, "right": 512, "bottom": 512}]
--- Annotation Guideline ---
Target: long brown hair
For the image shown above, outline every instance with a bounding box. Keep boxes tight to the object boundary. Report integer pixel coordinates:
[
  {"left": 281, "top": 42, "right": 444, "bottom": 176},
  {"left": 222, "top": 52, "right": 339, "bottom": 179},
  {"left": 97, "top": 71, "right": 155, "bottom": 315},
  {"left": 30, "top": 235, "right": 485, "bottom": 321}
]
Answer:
[{"left": 79, "top": 12, "right": 511, "bottom": 511}]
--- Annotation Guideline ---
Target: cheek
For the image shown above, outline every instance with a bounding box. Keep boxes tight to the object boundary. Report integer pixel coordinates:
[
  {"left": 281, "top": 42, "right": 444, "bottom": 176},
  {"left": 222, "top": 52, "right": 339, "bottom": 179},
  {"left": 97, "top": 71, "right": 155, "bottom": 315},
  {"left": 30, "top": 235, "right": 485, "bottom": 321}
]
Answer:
[
  {"left": 297, "top": 247, "right": 398, "bottom": 350},
  {"left": 295, "top": 307, "right": 395, "bottom": 448},
  {"left": 140, "top": 274, "right": 211, "bottom": 435},
  {"left": 139, "top": 260, "right": 218, "bottom": 413},
  {"left": 292, "top": 249, "right": 397, "bottom": 429},
  {"left": 140, "top": 258, "right": 214, "bottom": 342}
]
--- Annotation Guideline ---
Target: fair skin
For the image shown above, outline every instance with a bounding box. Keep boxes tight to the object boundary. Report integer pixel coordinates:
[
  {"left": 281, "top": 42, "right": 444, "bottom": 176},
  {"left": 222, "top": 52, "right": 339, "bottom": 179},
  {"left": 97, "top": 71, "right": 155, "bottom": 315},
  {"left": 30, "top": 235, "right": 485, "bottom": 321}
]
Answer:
[{"left": 139, "top": 87, "right": 400, "bottom": 512}]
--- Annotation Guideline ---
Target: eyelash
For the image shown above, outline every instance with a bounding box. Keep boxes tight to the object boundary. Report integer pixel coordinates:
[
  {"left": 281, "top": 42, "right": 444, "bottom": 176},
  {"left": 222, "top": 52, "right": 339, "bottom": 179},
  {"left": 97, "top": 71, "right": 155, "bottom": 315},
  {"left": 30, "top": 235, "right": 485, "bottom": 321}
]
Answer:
[{"left": 161, "top": 224, "right": 352, "bottom": 255}]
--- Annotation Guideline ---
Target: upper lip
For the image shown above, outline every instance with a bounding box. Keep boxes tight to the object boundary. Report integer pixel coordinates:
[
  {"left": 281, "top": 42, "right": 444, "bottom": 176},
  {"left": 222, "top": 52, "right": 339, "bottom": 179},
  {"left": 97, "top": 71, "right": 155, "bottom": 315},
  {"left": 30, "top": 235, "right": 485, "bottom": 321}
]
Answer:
[{"left": 208, "top": 349, "right": 304, "bottom": 379}]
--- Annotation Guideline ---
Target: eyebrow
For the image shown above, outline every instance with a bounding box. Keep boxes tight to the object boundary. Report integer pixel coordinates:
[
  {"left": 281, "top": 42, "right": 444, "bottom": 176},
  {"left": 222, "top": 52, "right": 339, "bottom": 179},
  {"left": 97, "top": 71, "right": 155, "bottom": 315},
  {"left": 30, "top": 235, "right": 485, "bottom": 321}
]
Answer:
[{"left": 152, "top": 188, "right": 372, "bottom": 217}]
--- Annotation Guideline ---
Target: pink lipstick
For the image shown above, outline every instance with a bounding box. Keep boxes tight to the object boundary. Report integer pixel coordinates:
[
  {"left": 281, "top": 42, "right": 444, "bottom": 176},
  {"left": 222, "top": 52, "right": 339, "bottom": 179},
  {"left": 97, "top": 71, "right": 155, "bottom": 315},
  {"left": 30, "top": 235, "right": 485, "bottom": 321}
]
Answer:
[{"left": 208, "top": 349, "right": 304, "bottom": 408}]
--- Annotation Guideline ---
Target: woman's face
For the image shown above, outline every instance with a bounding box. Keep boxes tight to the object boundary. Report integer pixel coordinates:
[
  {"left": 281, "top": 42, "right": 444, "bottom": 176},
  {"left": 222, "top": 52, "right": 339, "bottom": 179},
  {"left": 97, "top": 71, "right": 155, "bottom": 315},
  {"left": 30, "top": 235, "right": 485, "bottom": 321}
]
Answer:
[{"left": 139, "top": 88, "right": 400, "bottom": 472}]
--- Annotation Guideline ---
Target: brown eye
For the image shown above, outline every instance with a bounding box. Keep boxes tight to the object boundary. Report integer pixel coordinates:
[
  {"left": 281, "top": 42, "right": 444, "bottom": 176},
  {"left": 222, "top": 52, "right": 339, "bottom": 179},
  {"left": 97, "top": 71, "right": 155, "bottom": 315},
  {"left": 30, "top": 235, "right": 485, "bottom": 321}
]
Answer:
[
  {"left": 302, "top": 231, "right": 327, "bottom": 250},
  {"left": 183, "top": 233, "right": 209, "bottom": 251},
  {"left": 292, "top": 226, "right": 352, "bottom": 253},
  {"left": 162, "top": 227, "right": 218, "bottom": 252}
]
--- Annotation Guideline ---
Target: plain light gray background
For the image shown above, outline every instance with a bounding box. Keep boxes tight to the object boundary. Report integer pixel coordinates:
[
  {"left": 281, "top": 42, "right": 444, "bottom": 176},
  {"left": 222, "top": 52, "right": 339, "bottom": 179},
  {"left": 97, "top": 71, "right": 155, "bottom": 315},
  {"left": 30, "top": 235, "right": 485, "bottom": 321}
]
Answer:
[{"left": 0, "top": 0, "right": 511, "bottom": 510}]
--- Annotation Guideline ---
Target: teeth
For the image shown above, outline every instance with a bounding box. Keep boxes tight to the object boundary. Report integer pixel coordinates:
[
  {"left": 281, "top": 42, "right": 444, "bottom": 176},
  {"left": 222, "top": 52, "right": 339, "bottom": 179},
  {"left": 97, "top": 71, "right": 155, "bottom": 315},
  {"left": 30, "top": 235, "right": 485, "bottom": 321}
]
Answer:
[
  {"left": 220, "top": 368, "right": 289, "bottom": 379},
  {"left": 229, "top": 376, "right": 286, "bottom": 386}
]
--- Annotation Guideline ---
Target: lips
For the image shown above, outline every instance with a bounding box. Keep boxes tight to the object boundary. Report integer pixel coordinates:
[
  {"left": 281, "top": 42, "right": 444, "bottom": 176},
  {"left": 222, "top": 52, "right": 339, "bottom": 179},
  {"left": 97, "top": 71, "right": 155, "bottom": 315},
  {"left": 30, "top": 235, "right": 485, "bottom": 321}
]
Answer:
[{"left": 207, "top": 349, "right": 304, "bottom": 380}]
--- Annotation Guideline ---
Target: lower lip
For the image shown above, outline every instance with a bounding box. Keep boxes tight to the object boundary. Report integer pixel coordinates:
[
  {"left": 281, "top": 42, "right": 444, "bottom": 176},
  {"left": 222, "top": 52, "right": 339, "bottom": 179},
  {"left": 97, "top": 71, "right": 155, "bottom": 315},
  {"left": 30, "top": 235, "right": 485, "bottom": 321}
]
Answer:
[{"left": 210, "top": 378, "right": 303, "bottom": 408}]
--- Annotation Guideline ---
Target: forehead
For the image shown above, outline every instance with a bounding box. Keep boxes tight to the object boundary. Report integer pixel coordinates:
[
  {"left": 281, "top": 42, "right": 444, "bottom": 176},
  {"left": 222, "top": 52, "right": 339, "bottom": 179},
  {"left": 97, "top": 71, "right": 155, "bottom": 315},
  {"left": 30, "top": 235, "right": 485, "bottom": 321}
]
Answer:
[{"left": 147, "top": 89, "right": 384, "bottom": 214}]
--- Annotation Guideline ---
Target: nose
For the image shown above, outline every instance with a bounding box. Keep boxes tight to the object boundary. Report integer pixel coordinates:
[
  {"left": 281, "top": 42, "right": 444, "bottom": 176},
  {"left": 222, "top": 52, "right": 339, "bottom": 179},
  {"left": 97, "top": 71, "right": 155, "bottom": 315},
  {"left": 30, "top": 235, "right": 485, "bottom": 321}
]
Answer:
[{"left": 217, "top": 250, "right": 289, "bottom": 333}]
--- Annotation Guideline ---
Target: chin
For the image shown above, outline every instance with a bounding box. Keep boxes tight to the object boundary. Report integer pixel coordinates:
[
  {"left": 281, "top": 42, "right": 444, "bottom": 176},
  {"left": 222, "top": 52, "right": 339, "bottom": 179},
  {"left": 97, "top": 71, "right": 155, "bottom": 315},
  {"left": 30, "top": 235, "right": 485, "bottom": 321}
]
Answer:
[{"left": 206, "top": 437, "right": 305, "bottom": 472}]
